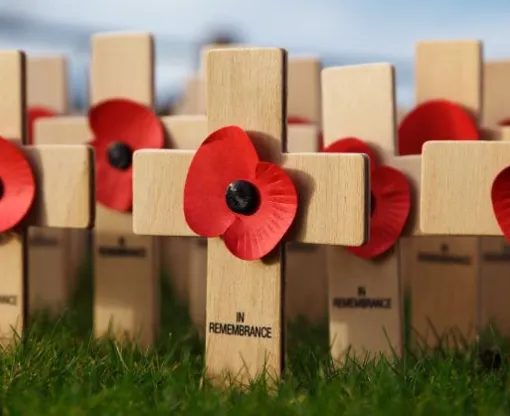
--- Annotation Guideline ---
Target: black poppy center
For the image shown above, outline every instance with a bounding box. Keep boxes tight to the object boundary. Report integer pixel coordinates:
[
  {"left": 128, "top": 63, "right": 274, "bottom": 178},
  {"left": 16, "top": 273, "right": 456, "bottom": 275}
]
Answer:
[
  {"left": 107, "top": 142, "right": 133, "bottom": 170},
  {"left": 0, "top": 178, "right": 4, "bottom": 200},
  {"left": 225, "top": 180, "right": 260, "bottom": 215},
  {"left": 370, "top": 192, "right": 377, "bottom": 216}
]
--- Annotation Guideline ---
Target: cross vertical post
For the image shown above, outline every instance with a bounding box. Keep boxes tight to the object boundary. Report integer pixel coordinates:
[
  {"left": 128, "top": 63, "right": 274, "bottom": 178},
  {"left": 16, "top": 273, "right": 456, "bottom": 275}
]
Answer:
[
  {"left": 90, "top": 33, "right": 161, "bottom": 348},
  {"left": 159, "top": 114, "right": 208, "bottom": 337},
  {"left": 285, "top": 56, "right": 328, "bottom": 324},
  {"left": 405, "top": 41, "right": 482, "bottom": 347},
  {"left": 482, "top": 60, "right": 510, "bottom": 140},
  {"left": 33, "top": 33, "right": 162, "bottom": 348},
  {"left": 133, "top": 47, "right": 370, "bottom": 385},
  {"left": 322, "top": 63, "right": 419, "bottom": 361},
  {"left": 174, "top": 54, "right": 328, "bottom": 334},
  {"left": 27, "top": 55, "right": 74, "bottom": 316},
  {"left": 476, "top": 60, "right": 510, "bottom": 336},
  {"left": 0, "top": 50, "right": 94, "bottom": 345}
]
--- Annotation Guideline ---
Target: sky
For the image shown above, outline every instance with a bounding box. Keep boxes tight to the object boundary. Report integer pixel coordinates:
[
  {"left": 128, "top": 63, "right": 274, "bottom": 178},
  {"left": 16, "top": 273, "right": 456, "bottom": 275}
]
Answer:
[{"left": 0, "top": 0, "right": 509, "bottom": 108}]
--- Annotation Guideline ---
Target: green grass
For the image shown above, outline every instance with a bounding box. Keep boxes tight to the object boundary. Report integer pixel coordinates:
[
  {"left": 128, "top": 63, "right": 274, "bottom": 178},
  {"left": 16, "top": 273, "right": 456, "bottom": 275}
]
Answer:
[{"left": 1, "top": 260, "right": 510, "bottom": 414}]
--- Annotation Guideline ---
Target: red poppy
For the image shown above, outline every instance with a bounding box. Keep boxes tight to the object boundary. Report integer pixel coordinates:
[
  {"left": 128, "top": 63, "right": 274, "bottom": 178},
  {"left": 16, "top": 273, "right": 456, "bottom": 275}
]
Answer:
[
  {"left": 492, "top": 167, "right": 510, "bottom": 240},
  {"left": 27, "top": 107, "right": 57, "bottom": 145},
  {"left": 183, "top": 125, "right": 298, "bottom": 260},
  {"left": 0, "top": 136, "right": 36, "bottom": 232},
  {"left": 323, "top": 138, "right": 411, "bottom": 259},
  {"left": 288, "top": 116, "right": 323, "bottom": 149},
  {"left": 88, "top": 98, "right": 164, "bottom": 211},
  {"left": 398, "top": 99, "right": 479, "bottom": 155}
]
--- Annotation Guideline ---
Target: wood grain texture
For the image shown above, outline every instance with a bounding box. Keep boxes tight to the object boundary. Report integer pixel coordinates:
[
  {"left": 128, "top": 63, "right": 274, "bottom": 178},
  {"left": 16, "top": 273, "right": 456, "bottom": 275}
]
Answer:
[
  {"left": 90, "top": 32, "right": 159, "bottom": 349},
  {"left": 27, "top": 56, "right": 68, "bottom": 113},
  {"left": 160, "top": 115, "right": 208, "bottom": 330},
  {"left": 479, "top": 68, "right": 510, "bottom": 336},
  {"left": 0, "top": 51, "right": 26, "bottom": 344},
  {"left": 322, "top": 63, "right": 405, "bottom": 361},
  {"left": 0, "top": 50, "right": 94, "bottom": 345},
  {"left": 408, "top": 40, "right": 483, "bottom": 347},
  {"left": 286, "top": 124, "right": 326, "bottom": 324},
  {"left": 132, "top": 48, "right": 369, "bottom": 385},
  {"left": 27, "top": 56, "right": 74, "bottom": 315},
  {"left": 421, "top": 141, "right": 509, "bottom": 236}
]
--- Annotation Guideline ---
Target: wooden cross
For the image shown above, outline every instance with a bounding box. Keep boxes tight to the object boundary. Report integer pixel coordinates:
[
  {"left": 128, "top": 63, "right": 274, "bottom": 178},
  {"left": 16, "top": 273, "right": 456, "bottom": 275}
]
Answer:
[
  {"left": 0, "top": 50, "right": 94, "bottom": 344},
  {"left": 322, "top": 63, "right": 422, "bottom": 361},
  {"left": 132, "top": 47, "right": 370, "bottom": 384},
  {"left": 26, "top": 55, "right": 74, "bottom": 317},
  {"left": 172, "top": 54, "right": 328, "bottom": 334},
  {"left": 472, "top": 59, "right": 510, "bottom": 336},
  {"left": 33, "top": 32, "right": 161, "bottom": 348},
  {"left": 405, "top": 40, "right": 482, "bottom": 347}
]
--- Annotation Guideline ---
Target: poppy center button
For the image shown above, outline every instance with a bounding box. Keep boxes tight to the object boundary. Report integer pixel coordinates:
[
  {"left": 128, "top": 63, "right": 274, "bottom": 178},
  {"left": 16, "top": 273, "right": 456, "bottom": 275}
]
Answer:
[
  {"left": 225, "top": 180, "right": 260, "bottom": 215},
  {"left": 0, "top": 179, "right": 4, "bottom": 200},
  {"left": 107, "top": 142, "right": 133, "bottom": 170}
]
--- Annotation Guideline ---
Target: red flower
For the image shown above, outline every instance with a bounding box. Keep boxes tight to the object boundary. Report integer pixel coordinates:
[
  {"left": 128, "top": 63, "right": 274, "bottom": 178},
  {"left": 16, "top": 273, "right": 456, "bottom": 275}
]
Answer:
[
  {"left": 398, "top": 99, "right": 479, "bottom": 155},
  {"left": 288, "top": 116, "right": 323, "bottom": 149},
  {"left": 492, "top": 167, "right": 510, "bottom": 240},
  {"left": 88, "top": 98, "right": 164, "bottom": 211},
  {"left": 0, "top": 136, "right": 36, "bottom": 232},
  {"left": 323, "top": 138, "right": 411, "bottom": 259},
  {"left": 183, "top": 126, "right": 298, "bottom": 260},
  {"left": 27, "top": 107, "right": 57, "bottom": 145}
]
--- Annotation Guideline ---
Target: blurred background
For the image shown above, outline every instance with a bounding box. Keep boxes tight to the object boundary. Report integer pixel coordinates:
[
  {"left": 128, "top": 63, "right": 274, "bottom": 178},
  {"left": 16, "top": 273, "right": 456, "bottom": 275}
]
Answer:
[{"left": 0, "top": 0, "right": 508, "bottom": 112}]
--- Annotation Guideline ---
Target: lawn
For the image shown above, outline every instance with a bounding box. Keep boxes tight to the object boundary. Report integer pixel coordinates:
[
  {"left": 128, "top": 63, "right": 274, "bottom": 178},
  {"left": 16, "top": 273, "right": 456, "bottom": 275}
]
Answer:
[{"left": 1, "top": 259, "right": 510, "bottom": 415}]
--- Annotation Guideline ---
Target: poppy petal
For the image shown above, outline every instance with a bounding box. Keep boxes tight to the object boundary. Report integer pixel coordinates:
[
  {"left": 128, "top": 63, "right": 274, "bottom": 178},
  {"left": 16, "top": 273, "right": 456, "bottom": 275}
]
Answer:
[
  {"left": 184, "top": 125, "right": 260, "bottom": 237},
  {"left": 88, "top": 98, "right": 164, "bottom": 212},
  {"left": 0, "top": 136, "right": 36, "bottom": 232},
  {"left": 222, "top": 161, "right": 298, "bottom": 260},
  {"left": 348, "top": 165, "right": 411, "bottom": 259},
  {"left": 398, "top": 99, "right": 479, "bottom": 155},
  {"left": 323, "top": 137, "right": 378, "bottom": 171},
  {"left": 27, "top": 107, "right": 57, "bottom": 145},
  {"left": 288, "top": 116, "right": 311, "bottom": 125},
  {"left": 492, "top": 166, "right": 510, "bottom": 241},
  {"left": 89, "top": 98, "right": 164, "bottom": 150}
]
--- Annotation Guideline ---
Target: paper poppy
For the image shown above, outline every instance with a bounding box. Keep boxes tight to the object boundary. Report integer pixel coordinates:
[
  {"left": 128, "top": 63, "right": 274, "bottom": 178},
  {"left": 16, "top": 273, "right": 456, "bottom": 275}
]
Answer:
[
  {"left": 183, "top": 125, "right": 298, "bottom": 260},
  {"left": 323, "top": 138, "right": 411, "bottom": 259},
  {"left": 88, "top": 98, "right": 164, "bottom": 211},
  {"left": 398, "top": 99, "right": 479, "bottom": 155},
  {"left": 0, "top": 136, "right": 36, "bottom": 232},
  {"left": 492, "top": 167, "right": 510, "bottom": 241},
  {"left": 288, "top": 116, "right": 323, "bottom": 149},
  {"left": 27, "top": 107, "right": 57, "bottom": 145}
]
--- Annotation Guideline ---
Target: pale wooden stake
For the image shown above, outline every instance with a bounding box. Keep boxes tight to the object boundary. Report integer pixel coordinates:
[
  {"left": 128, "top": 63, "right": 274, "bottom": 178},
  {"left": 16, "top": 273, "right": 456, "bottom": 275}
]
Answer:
[
  {"left": 0, "top": 50, "right": 94, "bottom": 345},
  {"left": 408, "top": 41, "right": 482, "bottom": 347},
  {"left": 285, "top": 57, "right": 328, "bottom": 324},
  {"left": 133, "top": 47, "right": 370, "bottom": 385},
  {"left": 420, "top": 137, "right": 510, "bottom": 348},
  {"left": 27, "top": 56, "right": 75, "bottom": 316},
  {"left": 34, "top": 33, "right": 162, "bottom": 348},
  {"left": 175, "top": 55, "right": 329, "bottom": 335},
  {"left": 160, "top": 115, "right": 208, "bottom": 337},
  {"left": 482, "top": 61, "right": 510, "bottom": 140},
  {"left": 323, "top": 64, "right": 423, "bottom": 361},
  {"left": 173, "top": 75, "right": 206, "bottom": 115},
  {"left": 479, "top": 61, "right": 510, "bottom": 335}
]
